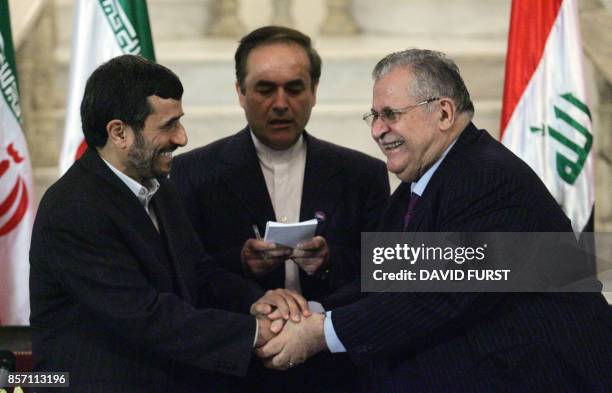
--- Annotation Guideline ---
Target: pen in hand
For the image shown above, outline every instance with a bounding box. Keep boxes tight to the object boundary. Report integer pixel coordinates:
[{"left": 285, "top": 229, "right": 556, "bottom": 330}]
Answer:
[{"left": 252, "top": 224, "right": 268, "bottom": 263}]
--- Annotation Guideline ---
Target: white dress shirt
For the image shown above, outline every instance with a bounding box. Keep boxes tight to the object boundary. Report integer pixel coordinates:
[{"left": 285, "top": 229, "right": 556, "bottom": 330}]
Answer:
[{"left": 102, "top": 158, "right": 161, "bottom": 231}]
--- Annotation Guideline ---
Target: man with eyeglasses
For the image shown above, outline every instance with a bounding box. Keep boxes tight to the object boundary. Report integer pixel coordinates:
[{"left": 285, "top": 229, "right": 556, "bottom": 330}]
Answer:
[
  {"left": 171, "top": 26, "right": 390, "bottom": 392},
  {"left": 256, "top": 49, "right": 612, "bottom": 392}
]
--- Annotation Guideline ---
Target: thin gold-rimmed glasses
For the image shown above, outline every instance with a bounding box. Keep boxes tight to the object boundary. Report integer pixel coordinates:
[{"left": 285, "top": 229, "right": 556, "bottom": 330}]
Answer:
[{"left": 362, "top": 97, "right": 439, "bottom": 127}]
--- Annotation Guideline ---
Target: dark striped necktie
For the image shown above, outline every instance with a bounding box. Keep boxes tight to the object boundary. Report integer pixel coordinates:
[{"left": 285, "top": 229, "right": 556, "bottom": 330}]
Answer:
[{"left": 403, "top": 192, "right": 421, "bottom": 230}]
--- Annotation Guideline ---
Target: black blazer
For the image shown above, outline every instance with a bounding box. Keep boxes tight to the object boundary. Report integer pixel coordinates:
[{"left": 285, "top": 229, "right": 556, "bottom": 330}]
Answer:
[
  {"left": 331, "top": 123, "right": 612, "bottom": 392},
  {"left": 29, "top": 149, "right": 263, "bottom": 392},
  {"left": 171, "top": 128, "right": 390, "bottom": 308}
]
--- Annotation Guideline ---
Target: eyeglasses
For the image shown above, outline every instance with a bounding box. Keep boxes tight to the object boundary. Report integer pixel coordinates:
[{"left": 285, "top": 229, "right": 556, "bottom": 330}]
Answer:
[{"left": 362, "top": 97, "right": 439, "bottom": 127}]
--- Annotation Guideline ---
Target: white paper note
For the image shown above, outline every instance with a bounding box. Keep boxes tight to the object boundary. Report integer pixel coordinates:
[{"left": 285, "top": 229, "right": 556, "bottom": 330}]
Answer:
[{"left": 264, "top": 219, "right": 318, "bottom": 248}]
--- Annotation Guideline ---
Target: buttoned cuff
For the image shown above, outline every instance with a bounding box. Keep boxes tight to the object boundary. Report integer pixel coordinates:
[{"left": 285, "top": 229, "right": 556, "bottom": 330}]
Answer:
[{"left": 324, "top": 311, "right": 347, "bottom": 353}]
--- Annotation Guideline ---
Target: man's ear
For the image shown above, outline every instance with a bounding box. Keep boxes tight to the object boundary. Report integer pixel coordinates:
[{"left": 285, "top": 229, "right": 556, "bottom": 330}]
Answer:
[
  {"left": 235, "top": 81, "right": 246, "bottom": 109},
  {"left": 437, "top": 98, "right": 456, "bottom": 131},
  {"left": 311, "top": 81, "right": 319, "bottom": 107},
  {"left": 106, "top": 119, "right": 129, "bottom": 149}
]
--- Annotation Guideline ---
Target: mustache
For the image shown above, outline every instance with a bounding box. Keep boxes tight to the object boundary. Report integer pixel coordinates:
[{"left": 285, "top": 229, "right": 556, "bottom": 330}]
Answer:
[{"left": 157, "top": 145, "right": 178, "bottom": 154}]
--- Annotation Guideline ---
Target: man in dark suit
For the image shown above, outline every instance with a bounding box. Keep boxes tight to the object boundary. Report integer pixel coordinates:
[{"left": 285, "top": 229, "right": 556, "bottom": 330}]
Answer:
[
  {"left": 172, "top": 26, "right": 389, "bottom": 308},
  {"left": 257, "top": 49, "right": 612, "bottom": 392},
  {"left": 29, "top": 55, "right": 308, "bottom": 393},
  {"left": 171, "top": 26, "right": 389, "bottom": 392}
]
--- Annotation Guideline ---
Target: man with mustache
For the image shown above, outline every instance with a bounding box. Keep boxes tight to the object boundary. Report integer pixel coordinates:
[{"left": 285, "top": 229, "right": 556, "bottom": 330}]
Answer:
[
  {"left": 256, "top": 49, "right": 612, "bottom": 392},
  {"left": 29, "top": 54, "right": 309, "bottom": 393},
  {"left": 171, "top": 26, "right": 390, "bottom": 391}
]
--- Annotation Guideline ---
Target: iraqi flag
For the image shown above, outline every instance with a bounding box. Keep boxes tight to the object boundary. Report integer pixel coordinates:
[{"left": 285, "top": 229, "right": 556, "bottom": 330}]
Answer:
[
  {"left": 0, "top": 0, "right": 36, "bottom": 325},
  {"left": 59, "top": 0, "right": 155, "bottom": 174},
  {"left": 500, "top": 0, "right": 594, "bottom": 234}
]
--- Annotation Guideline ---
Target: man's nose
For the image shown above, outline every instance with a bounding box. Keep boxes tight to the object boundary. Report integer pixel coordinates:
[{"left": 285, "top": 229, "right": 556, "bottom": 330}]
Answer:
[
  {"left": 272, "top": 89, "right": 289, "bottom": 114},
  {"left": 371, "top": 118, "right": 389, "bottom": 141},
  {"left": 172, "top": 123, "right": 188, "bottom": 147}
]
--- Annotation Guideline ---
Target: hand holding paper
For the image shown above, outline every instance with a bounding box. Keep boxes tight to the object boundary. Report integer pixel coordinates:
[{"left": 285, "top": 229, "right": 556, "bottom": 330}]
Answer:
[
  {"left": 241, "top": 238, "right": 292, "bottom": 277},
  {"left": 264, "top": 219, "right": 318, "bottom": 248},
  {"left": 262, "top": 219, "right": 327, "bottom": 276},
  {"left": 292, "top": 236, "right": 330, "bottom": 276}
]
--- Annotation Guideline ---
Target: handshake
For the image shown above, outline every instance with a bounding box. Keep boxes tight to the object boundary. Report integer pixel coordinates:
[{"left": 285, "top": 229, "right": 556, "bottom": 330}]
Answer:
[{"left": 250, "top": 289, "right": 327, "bottom": 370}]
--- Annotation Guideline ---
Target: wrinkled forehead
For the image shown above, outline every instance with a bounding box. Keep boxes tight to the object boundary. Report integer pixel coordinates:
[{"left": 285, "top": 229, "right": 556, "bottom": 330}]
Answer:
[
  {"left": 372, "top": 67, "right": 414, "bottom": 107},
  {"left": 245, "top": 43, "right": 311, "bottom": 81}
]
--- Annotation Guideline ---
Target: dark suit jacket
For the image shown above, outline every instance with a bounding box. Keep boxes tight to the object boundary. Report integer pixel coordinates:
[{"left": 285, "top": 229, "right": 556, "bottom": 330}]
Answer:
[
  {"left": 171, "top": 128, "right": 390, "bottom": 308},
  {"left": 331, "top": 123, "right": 612, "bottom": 392},
  {"left": 29, "top": 149, "right": 263, "bottom": 393}
]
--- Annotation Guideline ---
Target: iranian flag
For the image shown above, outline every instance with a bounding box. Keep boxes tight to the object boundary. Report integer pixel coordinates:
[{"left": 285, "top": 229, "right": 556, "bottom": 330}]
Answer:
[
  {"left": 500, "top": 0, "right": 594, "bottom": 234},
  {"left": 0, "top": 0, "right": 35, "bottom": 325},
  {"left": 59, "top": 0, "right": 155, "bottom": 174}
]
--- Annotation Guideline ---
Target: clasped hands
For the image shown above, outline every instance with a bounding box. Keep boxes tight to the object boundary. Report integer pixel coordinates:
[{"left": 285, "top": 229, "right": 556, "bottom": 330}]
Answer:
[
  {"left": 241, "top": 236, "right": 329, "bottom": 278},
  {"left": 251, "top": 289, "right": 326, "bottom": 370}
]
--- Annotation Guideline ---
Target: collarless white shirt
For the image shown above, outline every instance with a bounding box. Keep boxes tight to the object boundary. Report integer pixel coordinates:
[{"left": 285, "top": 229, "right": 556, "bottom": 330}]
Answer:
[{"left": 251, "top": 130, "right": 307, "bottom": 293}]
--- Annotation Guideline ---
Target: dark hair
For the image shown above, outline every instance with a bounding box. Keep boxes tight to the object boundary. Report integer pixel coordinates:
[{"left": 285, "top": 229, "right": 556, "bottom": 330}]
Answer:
[
  {"left": 373, "top": 49, "right": 474, "bottom": 116},
  {"left": 234, "top": 25, "right": 322, "bottom": 93},
  {"left": 80, "top": 54, "right": 183, "bottom": 148}
]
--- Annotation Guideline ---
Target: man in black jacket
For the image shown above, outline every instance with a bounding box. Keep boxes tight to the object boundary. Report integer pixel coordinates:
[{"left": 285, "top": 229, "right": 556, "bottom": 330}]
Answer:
[
  {"left": 171, "top": 26, "right": 390, "bottom": 392},
  {"left": 30, "top": 54, "right": 307, "bottom": 393}
]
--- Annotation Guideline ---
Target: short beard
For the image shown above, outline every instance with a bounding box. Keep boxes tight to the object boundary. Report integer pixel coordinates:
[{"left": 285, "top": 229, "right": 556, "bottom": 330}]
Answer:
[{"left": 126, "top": 130, "right": 155, "bottom": 182}]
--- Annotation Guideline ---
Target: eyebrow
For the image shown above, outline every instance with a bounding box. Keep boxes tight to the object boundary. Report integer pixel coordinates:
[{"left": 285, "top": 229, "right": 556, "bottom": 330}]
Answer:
[
  {"left": 370, "top": 107, "right": 392, "bottom": 112},
  {"left": 254, "top": 79, "right": 306, "bottom": 88},
  {"left": 161, "top": 114, "right": 183, "bottom": 128},
  {"left": 286, "top": 79, "right": 305, "bottom": 87}
]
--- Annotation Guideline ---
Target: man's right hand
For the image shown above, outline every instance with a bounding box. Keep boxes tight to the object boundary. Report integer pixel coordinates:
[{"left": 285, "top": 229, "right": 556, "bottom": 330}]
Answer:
[{"left": 241, "top": 238, "right": 292, "bottom": 277}]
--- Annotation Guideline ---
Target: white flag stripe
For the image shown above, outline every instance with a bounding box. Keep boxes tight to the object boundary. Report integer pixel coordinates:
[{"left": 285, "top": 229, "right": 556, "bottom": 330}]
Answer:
[
  {"left": 502, "top": 0, "right": 593, "bottom": 234},
  {"left": 60, "top": 1, "right": 133, "bottom": 174},
  {"left": 0, "top": 39, "right": 35, "bottom": 326}
]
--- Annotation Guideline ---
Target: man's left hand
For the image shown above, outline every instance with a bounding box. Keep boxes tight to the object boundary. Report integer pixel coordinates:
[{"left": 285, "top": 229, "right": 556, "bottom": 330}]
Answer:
[
  {"left": 250, "top": 289, "right": 311, "bottom": 322},
  {"left": 291, "top": 236, "right": 329, "bottom": 276}
]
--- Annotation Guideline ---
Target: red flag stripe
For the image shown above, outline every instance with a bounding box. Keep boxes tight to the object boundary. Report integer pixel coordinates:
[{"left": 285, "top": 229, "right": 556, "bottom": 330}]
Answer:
[
  {"left": 0, "top": 178, "right": 28, "bottom": 236},
  {"left": 0, "top": 176, "right": 20, "bottom": 216},
  {"left": 75, "top": 139, "right": 88, "bottom": 161},
  {"left": 500, "top": 0, "right": 563, "bottom": 136}
]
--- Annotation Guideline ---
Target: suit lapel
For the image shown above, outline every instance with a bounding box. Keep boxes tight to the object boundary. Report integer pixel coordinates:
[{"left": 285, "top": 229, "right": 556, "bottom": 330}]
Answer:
[
  {"left": 300, "top": 133, "right": 343, "bottom": 234},
  {"left": 218, "top": 128, "right": 276, "bottom": 228},
  {"left": 216, "top": 129, "right": 346, "bottom": 235},
  {"left": 79, "top": 149, "right": 179, "bottom": 286},
  {"left": 150, "top": 190, "right": 192, "bottom": 301},
  {"left": 404, "top": 123, "right": 481, "bottom": 232}
]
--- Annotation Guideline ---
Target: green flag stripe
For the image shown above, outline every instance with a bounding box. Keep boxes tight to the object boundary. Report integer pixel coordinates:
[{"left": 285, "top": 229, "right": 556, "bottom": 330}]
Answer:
[
  {"left": 560, "top": 92, "right": 591, "bottom": 121},
  {"left": 97, "top": 0, "right": 155, "bottom": 61},
  {"left": 118, "top": 0, "right": 155, "bottom": 61},
  {"left": 0, "top": 0, "right": 22, "bottom": 124}
]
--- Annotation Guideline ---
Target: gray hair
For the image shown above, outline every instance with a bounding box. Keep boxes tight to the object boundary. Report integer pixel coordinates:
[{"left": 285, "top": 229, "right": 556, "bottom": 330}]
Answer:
[{"left": 372, "top": 49, "right": 474, "bottom": 115}]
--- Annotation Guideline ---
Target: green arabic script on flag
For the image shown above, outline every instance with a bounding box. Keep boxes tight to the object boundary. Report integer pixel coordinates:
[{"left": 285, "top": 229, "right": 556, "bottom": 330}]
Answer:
[{"left": 529, "top": 92, "right": 593, "bottom": 185}]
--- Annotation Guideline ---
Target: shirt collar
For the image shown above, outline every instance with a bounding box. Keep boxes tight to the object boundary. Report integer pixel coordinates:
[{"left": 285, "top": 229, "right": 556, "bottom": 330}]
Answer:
[
  {"left": 411, "top": 138, "right": 457, "bottom": 197},
  {"left": 250, "top": 128, "right": 305, "bottom": 164},
  {"left": 102, "top": 158, "right": 160, "bottom": 207}
]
